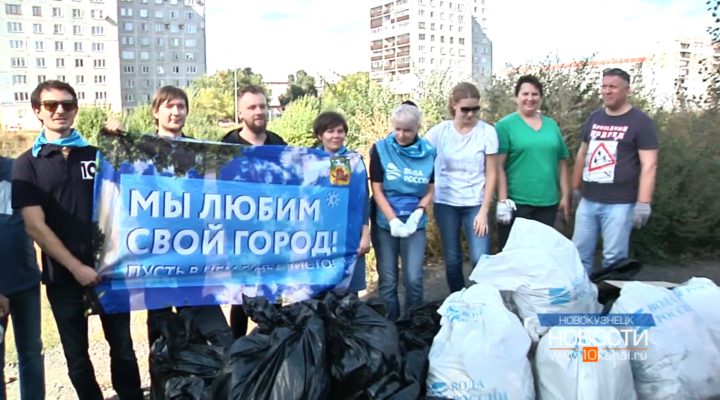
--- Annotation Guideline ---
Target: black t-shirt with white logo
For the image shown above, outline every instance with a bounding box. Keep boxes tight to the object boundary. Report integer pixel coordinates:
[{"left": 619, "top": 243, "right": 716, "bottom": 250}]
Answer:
[{"left": 12, "top": 145, "right": 97, "bottom": 286}]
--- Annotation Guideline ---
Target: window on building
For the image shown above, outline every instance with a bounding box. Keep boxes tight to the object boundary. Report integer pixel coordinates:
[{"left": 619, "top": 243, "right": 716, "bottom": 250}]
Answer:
[
  {"left": 5, "top": 4, "right": 22, "bottom": 15},
  {"left": 170, "top": 24, "right": 179, "bottom": 33},
  {"left": 94, "top": 59, "right": 105, "bottom": 68},
  {"left": 123, "top": 22, "right": 134, "bottom": 31},
  {"left": 76, "top": 75, "right": 84, "bottom": 84},
  {"left": 185, "top": 52, "right": 194, "bottom": 60},
  {"left": 73, "top": 59, "right": 81, "bottom": 67},
  {"left": 172, "top": 66, "right": 180, "bottom": 73},
  {"left": 122, "top": 51, "right": 135, "bottom": 59},
  {"left": 124, "top": 65, "right": 135, "bottom": 73},
  {"left": 418, "top": 21, "right": 425, "bottom": 29},
  {"left": 73, "top": 25, "right": 82, "bottom": 35},
  {"left": 140, "top": 9, "right": 148, "bottom": 17},
  {"left": 36, "top": 58, "right": 46, "bottom": 68},
  {"left": 125, "top": 94, "right": 134, "bottom": 102},
  {"left": 171, "top": 38, "right": 180, "bottom": 47},
  {"left": 186, "top": 66, "right": 197, "bottom": 73},
  {"left": 52, "top": 7, "right": 63, "bottom": 17},
  {"left": 169, "top": 10, "right": 177, "bottom": 19},
  {"left": 121, "top": 36, "right": 135, "bottom": 45},
  {"left": 14, "top": 92, "right": 30, "bottom": 101},
  {"left": 7, "top": 22, "right": 23, "bottom": 33},
  {"left": 140, "top": 51, "right": 150, "bottom": 60},
  {"left": 94, "top": 75, "right": 106, "bottom": 84},
  {"left": 74, "top": 42, "right": 83, "bottom": 52},
  {"left": 95, "top": 92, "right": 107, "bottom": 100},
  {"left": 157, "top": 66, "right": 164, "bottom": 74},
  {"left": 92, "top": 43, "right": 104, "bottom": 52},
  {"left": 56, "top": 58, "right": 66, "bottom": 68},
  {"left": 57, "top": 75, "right": 66, "bottom": 82},
  {"left": 54, "top": 24, "right": 64, "bottom": 34},
  {"left": 33, "top": 23, "right": 43, "bottom": 34},
  {"left": 459, "top": 38, "right": 465, "bottom": 45},
  {"left": 154, "top": 10, "right": 163, "bottom": 18},
  {"left": 184, "top": 24, "right": 196, "bottom": 33},
  {"left": 156, "top": 38, "right": 165, "bottom": 46},
  {"left": 186, "top": 11, "right": 194, "bottom": 19},
  {"left": 12, "top": 75, "right": 27, "bottom": 84},
  {"left": 184, "top": 39, "right": 196, "bottom": 47},
  {"left": 141, "top": 37, "right": 150, "bottom": 46},
  {"left": 92, "top": 26, "right": 105, "bottom": 35},
  {"left": 9, "top": 39, "right": 25, "bottom": 49},
  {"left": 77, "top": 91, "right": 85, "bottom": 100},
  {"left": 37, "top": 75, "right": 46, "bottom": 83},
  {"left": 34, "top": 41, "right": 45, "bottom": 51},
  {"left": 91, "top": 9, "right": 104, "bottom": 19},
  {"left": 32, "top": 6, "right": 42, "bottom": 16},
  {"left": 419, "top": 33, "right": 425, "bottom": 40},
  {"left": 126, "top": 79, "right": 135, "bottom": 88},
  {"left": 141, "top": 65, "right": 150, "bottom": 73}
]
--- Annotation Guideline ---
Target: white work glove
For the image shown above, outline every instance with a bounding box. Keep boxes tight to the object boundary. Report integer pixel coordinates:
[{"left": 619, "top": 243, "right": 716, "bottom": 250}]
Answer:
[
  {"left": 496, "top": 199, "right": 516, "bottom": 225},
  {"left": 633, "top": 202, "right": 652, "bottom": 228},
  {"left": 523, "top": 316, "right": 548, "bottom": 343},
  {"left": 403, "top": 208, "right": 425, "bottom": 235},
  {"left": 389, "top": 218, "right": 410, "bottom": 238}
]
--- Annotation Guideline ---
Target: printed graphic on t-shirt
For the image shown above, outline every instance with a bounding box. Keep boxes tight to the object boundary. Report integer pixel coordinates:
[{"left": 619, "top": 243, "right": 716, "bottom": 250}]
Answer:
[{"left": 583, "top": 123, "right": 627, "bottom": 184}]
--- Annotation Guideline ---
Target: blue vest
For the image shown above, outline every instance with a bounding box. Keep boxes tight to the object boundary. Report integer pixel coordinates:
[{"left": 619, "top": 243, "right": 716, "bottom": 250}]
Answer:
[{"left": 374, "top": 133, "right": 435, "bottom": 230}]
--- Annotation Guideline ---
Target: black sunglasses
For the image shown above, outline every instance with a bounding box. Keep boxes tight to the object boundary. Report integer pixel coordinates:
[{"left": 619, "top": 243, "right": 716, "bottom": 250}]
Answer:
[
  {"left": 460, "top": 106, "right": 481, "bottom": 114},
  {"left": 41, "top": 100, "right": 78, "bottom": 113}
]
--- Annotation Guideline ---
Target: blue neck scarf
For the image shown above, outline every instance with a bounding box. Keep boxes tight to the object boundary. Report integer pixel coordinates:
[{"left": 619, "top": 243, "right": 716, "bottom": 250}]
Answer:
[
  {"left": 385, "top": 131, "right": 433, "bottom": 159},
  {"left": 32, "top": 129, "right": 89, "bottom": 157}
]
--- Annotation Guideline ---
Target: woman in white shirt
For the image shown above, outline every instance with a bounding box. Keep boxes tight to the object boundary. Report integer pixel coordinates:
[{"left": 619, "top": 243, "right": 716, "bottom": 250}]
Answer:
[{"left": 424, "top": 82, "right": 498, "bottom": 293}]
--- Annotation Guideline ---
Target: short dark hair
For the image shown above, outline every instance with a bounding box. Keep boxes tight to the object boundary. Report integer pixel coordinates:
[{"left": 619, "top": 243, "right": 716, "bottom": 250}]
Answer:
[
  {"left": 313, "top": 111, "right": 348, "bottom": 137},
  {"left": 31, "top": 80, "right": 77, "bottom": 110},
  {"left": 237, "top": 84, "right": 266, "bottom": 101},
  {"left": 603, "top": 68, "right": 631, "bottom": 85},
  {"left": 514, "top": 75, "right": 544, "bottom": 97},
  {"left": 401, "top": 100, "right": 418, "bottom": 107},
  {"left": 152, "top": 86, "right": 189, "bottom": 113}
]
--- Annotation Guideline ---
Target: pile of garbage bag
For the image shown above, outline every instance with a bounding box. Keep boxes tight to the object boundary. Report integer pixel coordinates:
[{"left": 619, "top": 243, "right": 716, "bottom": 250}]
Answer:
[{"left": 151, "top": 293, "right": 441, "bottom": 400}]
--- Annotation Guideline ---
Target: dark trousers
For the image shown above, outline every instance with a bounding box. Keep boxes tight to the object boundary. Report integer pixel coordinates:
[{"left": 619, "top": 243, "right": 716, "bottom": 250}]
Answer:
[
  {"left": 46, "top": 285, "right": 142, "bottom": 400},
  {"left": 497, "top": 204, "right": 559, "bottom": 252},
  {"left": 230, "top": 305, "right": 248, "bottom": 339}
]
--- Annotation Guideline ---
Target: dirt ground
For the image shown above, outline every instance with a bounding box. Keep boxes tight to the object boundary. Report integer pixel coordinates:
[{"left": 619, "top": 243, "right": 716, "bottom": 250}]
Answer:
[{"left": 2, "top": 260, "right": 719, "bottom": 399}]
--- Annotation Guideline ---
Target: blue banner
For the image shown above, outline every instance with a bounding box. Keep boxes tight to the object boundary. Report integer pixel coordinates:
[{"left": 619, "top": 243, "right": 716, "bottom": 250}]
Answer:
[
  {"left": 92, "top": 134, "right": 367, "bottom": 313},
  {"left": 538, "top": 313, "right": 656, "bottom": 327}
]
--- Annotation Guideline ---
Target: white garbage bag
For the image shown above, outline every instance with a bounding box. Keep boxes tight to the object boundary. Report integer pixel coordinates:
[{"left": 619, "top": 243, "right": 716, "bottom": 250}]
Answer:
[
  {"left": 673, "top": 277, "right": 720, "bottom": 340},
  {"left": 426, "top": 284, "right": 535, "bottom": 400},
  {"left": 469, "top": 218, "right": 602, "bottom": 339},
  {"left": 535, "top": 326, "right": 637, "bottom": 400},
  {"left": 611, "top": 281, "right": 720, "bottom": 400}
]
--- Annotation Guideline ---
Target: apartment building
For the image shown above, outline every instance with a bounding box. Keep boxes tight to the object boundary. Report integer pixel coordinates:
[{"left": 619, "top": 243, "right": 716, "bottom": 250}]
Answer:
[
  {"left": 1, "top": 0, "right": 121, "bottom": 130},
  {"left": 117, "top": 0, "right": 206, "bottom": 108},
  {"left": 0, "top": 0, "right": 206, "bottom": 131},
  {"left": 369, "top": 0, "right": 492, "bottom": 94}
]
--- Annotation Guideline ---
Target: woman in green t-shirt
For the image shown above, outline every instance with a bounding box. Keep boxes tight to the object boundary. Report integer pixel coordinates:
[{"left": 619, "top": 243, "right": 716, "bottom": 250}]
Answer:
[{"left": 495, "top": 75, "right": 570, "bottom": 251}]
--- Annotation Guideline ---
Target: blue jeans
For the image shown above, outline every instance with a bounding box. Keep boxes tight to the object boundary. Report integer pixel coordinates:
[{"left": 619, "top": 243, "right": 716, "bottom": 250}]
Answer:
[
  {"left": 572, "top": 198, "right": 635, "bottom": 272},
  {"left": 372, "top": 226, "right": 426, "bottom": 321},
  {"left": 47, "top": 284, "right": 142, "bottom": 400},
  {"left": 0, "top": 285, "right": 44, "bottom": 400},
  {"left": 433, "top": 203, "right": 490, "bottom": 293}
]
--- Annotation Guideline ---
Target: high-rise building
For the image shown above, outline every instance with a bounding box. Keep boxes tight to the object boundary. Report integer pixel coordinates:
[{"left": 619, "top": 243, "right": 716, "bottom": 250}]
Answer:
[
  {"left": 369, "top": 0, "right": 492, "bottom": 95},
  {"left": 1, "top": 0, "right": 121, "bottom": 131},
  {"left": 116, "top": 0, "right": 206, "bottom": 108},
  {"left": 0, "top": 0, "right": 206, "bottom": 131}
]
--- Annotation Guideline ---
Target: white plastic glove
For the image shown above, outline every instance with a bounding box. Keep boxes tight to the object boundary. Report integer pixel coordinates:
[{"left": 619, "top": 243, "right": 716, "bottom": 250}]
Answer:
[
  {"left": 389, "top": 218, "right": 410, "bottom": 238},
  {"left": 403, "top": 208, "right": 425, "bottom": 235},
  {"left": 633, "top": 202, "right": 652, "bottom": 228},
  {"left": 496, "top": 199, "right": 516, "bottom": 225},
  {"left": 523, "top": 316, "right": 548, "bottom": 343}
]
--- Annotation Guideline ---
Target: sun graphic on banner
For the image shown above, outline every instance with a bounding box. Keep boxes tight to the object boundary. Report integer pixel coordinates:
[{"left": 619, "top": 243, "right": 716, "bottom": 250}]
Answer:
[{"left": 326, "top": 191, "right": 340, "bottom": 207}]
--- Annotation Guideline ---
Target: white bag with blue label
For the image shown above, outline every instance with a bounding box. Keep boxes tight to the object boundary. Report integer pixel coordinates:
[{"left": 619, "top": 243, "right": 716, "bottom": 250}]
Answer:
[
  {"left": 673, "top": 277, "right": 720, "bottom": 342},
  {"left": 535, "top": 326, "right": 637, "bottom": 400},
  {"left": 426, "top": 284, "right": 535, "bottom": 400},
  {"left": 469, "top": 218, "right": 602, "bottom": 340},
  {"left": 611, "top": 281, "right": 720, "bottom": 400}
]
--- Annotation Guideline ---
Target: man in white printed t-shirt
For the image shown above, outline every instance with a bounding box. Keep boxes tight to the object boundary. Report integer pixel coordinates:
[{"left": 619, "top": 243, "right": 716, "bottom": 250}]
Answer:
[{"left": 424, "top": 82, "right": 498, "bottom": 294}]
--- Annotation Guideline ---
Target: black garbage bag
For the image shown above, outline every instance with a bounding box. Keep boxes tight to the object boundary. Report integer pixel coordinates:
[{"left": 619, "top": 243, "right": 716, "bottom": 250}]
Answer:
[
  {"left": 394, "top": 302, "right": 442, "bottom": 399},
  {"left": 150, "top": 312, "right": 224, "bottom": 400},
  {"left": 590, "top": 258, "right": 644, "bottom": 313},
  {"left": 322, "top": 293, "right": 403, "bottom": 399},
  {"left": 165, "top": 376, "right": 204, "bottom": 400},
  {"left": 211, "top": 297, "right": 330, "bottom": 400},
  {"left": 177, "top": 307, "right": 234, "bottom": 349}
]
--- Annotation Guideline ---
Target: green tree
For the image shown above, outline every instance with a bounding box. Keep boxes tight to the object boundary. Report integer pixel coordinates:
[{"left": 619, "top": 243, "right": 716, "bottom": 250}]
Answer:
[
  {"left": 75, "top": 106, "right": 112, "bottom": 145},
  {"left": 122, "top": 103, "right": 155, "bottom": 134},
  {"left": 414, "top": 70, "right": 454, "bottom": 132},
  {"left": 189, "top": 68, "right": 267, "bottom": 124},
  {"left": 279, "top": 70, "right": 318, "bottom": 107},
  {"left": 268, "top": 96, "right": 321, "bottom": 147}
]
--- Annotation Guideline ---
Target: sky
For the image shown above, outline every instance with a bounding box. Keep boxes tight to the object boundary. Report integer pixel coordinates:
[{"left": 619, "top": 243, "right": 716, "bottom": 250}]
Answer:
[{"left": 205, "top": 0, "right": 712, "bottom": 82}]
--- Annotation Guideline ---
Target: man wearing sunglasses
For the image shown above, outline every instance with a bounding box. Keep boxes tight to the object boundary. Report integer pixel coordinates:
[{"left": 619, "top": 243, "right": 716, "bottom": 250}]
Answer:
[
  {"left": 572, "top": 68, "right": 659, "bottom": 273},
  {"left": 12, "top": 80, "right": 143, "bottom": 400}
]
